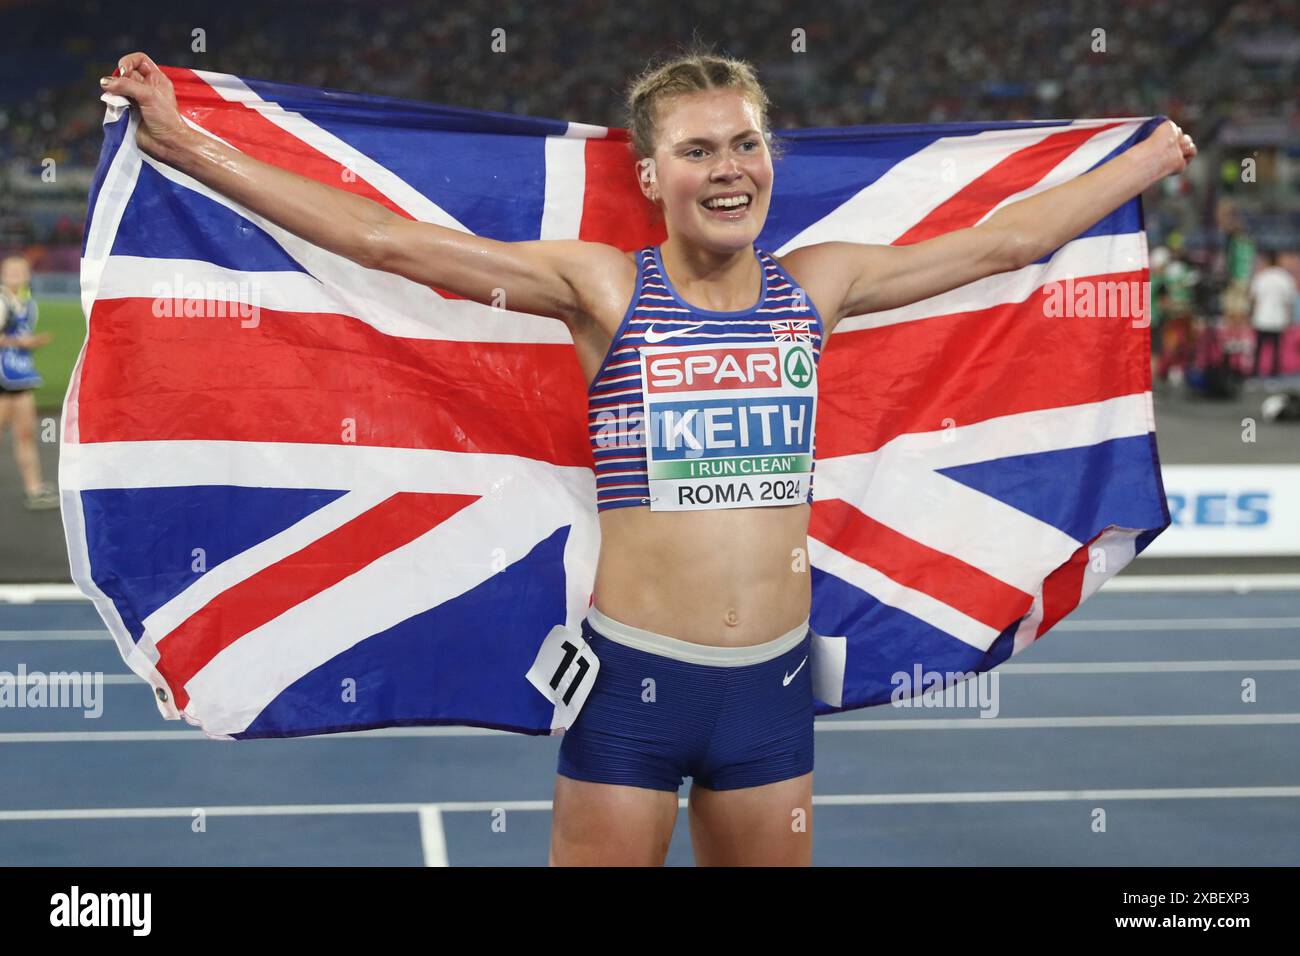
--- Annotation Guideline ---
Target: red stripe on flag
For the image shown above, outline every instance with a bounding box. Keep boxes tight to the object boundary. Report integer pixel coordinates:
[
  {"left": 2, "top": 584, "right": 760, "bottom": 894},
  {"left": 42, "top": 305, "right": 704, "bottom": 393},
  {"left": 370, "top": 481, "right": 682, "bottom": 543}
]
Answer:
[
  {"left": 896, "top": 123, "right": 1126, "bottom": 243},
  {"left": 810, "top": 498, "right": 1033, "bottom": 630},
  {"left": 816, "top": 269, "right": 1151, "bottom": 459},
  {"left": 1035, "top": 535, "right": 1094, "bottom": 638},
  {"left": 579, "top": 133, "right": 666, "bottom": 250},
  {"left": 77, "top": 297, "right": 593, "bottom": 465},
  {"left": 156, "top": 491, "right": 477, "bottom": 710}
]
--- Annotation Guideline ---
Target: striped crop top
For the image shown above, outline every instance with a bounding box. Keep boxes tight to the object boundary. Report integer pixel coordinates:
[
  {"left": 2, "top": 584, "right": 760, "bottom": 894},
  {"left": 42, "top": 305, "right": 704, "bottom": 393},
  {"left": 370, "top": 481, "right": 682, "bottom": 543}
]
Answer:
[{"left": 588, "top": 244, "right": 825, "bottom": 512}]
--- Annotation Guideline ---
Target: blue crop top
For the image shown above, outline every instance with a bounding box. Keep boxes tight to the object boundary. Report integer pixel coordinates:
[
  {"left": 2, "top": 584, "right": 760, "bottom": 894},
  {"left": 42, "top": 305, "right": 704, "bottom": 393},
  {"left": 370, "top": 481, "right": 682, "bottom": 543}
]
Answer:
[{"left": 587, "top": 244, "right": 824, "bottom": 511}]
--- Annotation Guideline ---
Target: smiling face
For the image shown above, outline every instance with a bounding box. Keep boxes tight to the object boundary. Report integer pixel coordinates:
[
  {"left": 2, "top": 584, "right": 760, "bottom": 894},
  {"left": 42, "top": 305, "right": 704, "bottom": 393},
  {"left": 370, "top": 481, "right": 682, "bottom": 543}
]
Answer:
[{"left": 638, "top": 88, "right": 773, "bottom": 254}]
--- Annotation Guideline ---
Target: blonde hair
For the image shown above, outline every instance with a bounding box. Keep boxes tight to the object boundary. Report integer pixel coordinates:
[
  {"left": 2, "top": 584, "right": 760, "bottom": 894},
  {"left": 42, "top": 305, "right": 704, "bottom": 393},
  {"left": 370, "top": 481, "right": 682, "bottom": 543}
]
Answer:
[{"left": 624, "top": 44, "right": 784, "bottom": 162}]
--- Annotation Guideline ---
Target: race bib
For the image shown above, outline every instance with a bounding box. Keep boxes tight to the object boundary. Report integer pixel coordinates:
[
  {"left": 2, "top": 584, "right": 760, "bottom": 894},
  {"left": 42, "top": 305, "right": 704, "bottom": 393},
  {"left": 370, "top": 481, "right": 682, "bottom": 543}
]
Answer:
[
  {"left": 526, "top": 623, "right": 600, "bottom": 731},
  {"left": 639, "top": 341, "right": 817, "bottom": 511}
]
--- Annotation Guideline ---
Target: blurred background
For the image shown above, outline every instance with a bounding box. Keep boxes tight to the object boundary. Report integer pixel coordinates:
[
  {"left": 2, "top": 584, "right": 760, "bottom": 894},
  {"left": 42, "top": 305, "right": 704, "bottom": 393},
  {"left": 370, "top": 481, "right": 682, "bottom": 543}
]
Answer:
[{"left": 1, "top": 0, "right": 1298, "bottom": 579}]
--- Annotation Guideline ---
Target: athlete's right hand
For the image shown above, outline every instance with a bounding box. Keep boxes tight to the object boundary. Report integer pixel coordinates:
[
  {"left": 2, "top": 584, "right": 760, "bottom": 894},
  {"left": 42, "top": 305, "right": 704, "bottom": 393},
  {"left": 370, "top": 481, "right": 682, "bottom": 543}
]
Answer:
[{"left": 99, "top": 53, "right": 193, "bottom": 160}]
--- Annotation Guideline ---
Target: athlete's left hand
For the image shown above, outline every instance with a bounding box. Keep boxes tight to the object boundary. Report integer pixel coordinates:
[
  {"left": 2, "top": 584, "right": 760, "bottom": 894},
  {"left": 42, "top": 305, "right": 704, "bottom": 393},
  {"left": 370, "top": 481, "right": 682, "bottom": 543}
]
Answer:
[{"left": 1145, "top": 119, "right": 1197, "bottom": 178}]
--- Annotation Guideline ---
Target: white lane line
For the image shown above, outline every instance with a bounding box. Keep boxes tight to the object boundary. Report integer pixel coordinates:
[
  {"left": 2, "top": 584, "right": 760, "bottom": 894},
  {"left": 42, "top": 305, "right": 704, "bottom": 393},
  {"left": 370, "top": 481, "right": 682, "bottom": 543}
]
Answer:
[
  {"left": 0, "top": 727, "right": 512, "bottom": 742},
  {"left": 1101, "top": 575, "right": 1300, "bottom": 592},
  {"left": 1055, "top": 617, "right": 1300, "bottom": 631},
  {"left": 0, "top": 585, "right": 85, "bottom": 603},
  {"left": 0, "top": 630, "right": 111, "bottom": 641},
  {"left": 818, "top": 714, "right": 1300, "bottom": 730},
  {"left": 3, "top": 786, "right": 1299, "bottom": 822},
  {"left": 1000, "top": 660, "right": 1300, "bottom": 673},
  {"left": 0, "top": 802, "right": 551, "bottom": 821},
  {"left": 3, "top": 713, "right": 1299, "bottom": 743},
  {"left": 6, "top": 660, "right": 1298, "bottom": 685},
  {"left": 2, "top": 675, "right": 144, "bottom": 685},
  {"left": 418, "top": 806, "right": 449, "bottom": 867},
  {"left": 809, "top": 786, "right": 1300, "bottom": 805}
]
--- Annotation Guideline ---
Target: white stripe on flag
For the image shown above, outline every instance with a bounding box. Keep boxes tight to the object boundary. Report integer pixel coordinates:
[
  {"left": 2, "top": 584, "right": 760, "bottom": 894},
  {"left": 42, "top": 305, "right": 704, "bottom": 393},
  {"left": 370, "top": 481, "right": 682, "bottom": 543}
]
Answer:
[
  {"left": 974, "top": 120, "right": 1148, "bottom": 224},
  {"left": 1012, "top": 588, "right": 1045, "bottom": 654},
  {"left": 809, "top": 538, "right": 1000, "bottom": 651},
  {"left": 143, "top": 489, "right": 395, "bottom": 645},
  {"left": 775, "top": 122, "right": 1070, "bottom": 251},
  {"left": 80, "top": 111, "right": 144, "bottom": 327},
  {"left": 816, "top": 447, "right": 1079, "bottom": 596},
  {"left": 777, "top": 118, "right": 1146, "bottom": 254},
  {"left": 540, "top": 122, "right": 607, "bottom": 240},
  {"left": 59, "top": 438, "right": 597, "bottom": 497},
  {"left": 895, "top": 392, "right": 1154, "bottom": 469},
  {"left": 64, "top": 111, "right": 177, "bottom": 716},
  {"left": 814, "top": 395, "right": 1154, "bottom": 594},
  {"left": 58, "top": 439, "right": 597, "bottom": 735},
  {"left": 95, "top": 254, "right": 573, "bottom": 344},
  {"left": 183, "top": 475, "right": 592, "bottom": 735},
  {"left": 131, "top": 152, "right": 573, "bottom": 344}
]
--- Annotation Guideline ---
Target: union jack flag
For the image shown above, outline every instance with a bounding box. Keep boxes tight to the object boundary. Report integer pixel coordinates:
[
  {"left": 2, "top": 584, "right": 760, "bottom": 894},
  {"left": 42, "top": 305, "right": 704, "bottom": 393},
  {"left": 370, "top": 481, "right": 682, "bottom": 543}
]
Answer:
[
  {"left": 769, "top": 319, "right": 814, "bottom": 342},
  {"left": 65, "top": 67, "right": 1171, "bottom": 739}
]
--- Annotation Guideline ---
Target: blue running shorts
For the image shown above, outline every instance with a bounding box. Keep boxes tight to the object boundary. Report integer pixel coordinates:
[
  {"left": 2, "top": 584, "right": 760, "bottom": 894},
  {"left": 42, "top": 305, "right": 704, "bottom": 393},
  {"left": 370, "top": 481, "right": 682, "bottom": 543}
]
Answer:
[{"left": 556, "top": 605, "right": 814, "bottom": 792}]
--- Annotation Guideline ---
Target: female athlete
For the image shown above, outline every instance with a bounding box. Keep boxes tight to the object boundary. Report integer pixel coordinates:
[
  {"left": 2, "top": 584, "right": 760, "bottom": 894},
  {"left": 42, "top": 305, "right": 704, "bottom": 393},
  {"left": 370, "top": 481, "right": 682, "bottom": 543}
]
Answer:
[
  {"left": 0, "top": 255, "right": 59, "bottom": 510},
  {"left": 101, "top": 50, "right": 1195, "bottom": 866}
]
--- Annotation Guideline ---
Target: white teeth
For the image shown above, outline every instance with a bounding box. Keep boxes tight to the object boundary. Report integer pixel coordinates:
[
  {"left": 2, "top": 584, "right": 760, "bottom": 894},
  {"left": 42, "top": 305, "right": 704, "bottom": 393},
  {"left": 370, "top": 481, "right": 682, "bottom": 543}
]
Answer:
[{"left": 704, "top": 195, "right": 750, "bottom": 209}]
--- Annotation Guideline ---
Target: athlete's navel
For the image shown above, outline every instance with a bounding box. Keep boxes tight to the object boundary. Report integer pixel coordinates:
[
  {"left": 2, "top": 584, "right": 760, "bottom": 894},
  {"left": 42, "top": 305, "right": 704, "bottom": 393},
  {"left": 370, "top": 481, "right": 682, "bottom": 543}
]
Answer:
[{"left": 723, "top": 608, "right": 739, "bottom": 628}]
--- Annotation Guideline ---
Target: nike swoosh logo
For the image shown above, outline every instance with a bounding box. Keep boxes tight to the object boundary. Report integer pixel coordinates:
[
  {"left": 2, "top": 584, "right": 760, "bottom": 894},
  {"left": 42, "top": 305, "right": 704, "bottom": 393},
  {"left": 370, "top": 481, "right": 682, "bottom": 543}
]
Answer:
[
  {"left": 643, "top": 323, "right": 704, "bottom": 343},
  {"left": 783, "top": 656, "right": 808, "bottom": 686}
]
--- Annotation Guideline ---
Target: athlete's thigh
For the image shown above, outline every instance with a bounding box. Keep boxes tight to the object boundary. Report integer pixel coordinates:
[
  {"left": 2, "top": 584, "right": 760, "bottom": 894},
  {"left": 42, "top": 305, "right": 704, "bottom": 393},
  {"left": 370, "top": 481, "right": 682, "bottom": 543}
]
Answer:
[
  {"left": 688, "top": 771, "right": 813, "bottom": 866},
  {"left": 549, "top": 774, "right": 679, "bottom": 866},
  {"left": 11, "top": 390, "right": 37, "bottom": 438},
  {"left": 0, "top": 393, "right": 14, "bottom": 434}
]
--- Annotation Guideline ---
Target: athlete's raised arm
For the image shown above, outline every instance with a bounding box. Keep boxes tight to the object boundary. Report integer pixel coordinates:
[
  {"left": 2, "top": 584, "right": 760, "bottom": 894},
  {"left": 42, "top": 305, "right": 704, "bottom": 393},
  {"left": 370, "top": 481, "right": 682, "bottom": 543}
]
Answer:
[
  {"left": 101, "top": 52, "right": 622, "bottom": 327},
  {"left": 786, "top": 120, "right": 1197, "bottom": 332}
]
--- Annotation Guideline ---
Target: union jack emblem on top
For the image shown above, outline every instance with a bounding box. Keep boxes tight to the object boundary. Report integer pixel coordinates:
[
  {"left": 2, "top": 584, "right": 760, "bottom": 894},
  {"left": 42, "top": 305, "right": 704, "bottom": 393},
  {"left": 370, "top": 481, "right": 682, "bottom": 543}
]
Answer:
[
  {"left": 66, "top": 66, "right": 1172, "bottom": 739},
  {"left": 770, "top": 319, "right": 814, "bottom": 342}
]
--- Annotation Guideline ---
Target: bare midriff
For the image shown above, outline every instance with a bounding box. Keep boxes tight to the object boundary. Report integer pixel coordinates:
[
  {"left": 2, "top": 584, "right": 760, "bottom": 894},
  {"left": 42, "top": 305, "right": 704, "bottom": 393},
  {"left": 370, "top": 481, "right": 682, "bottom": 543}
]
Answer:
[
  {"left": 590, "top": 502, "right": 813, "bottom": 647},
  {"left": 579, "top": 247, "right": 814, "bottom": 648}
]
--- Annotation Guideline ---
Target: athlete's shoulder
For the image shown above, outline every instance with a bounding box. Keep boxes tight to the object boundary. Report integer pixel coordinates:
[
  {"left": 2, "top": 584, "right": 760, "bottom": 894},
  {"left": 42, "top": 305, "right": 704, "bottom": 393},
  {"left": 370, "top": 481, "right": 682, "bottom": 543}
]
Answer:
[
  {"left": 553, "top": 240, "right": 641, "bottom": 333},
  {"left": 558, "top": 239, "right": 640, "bottom": 275},
  {"left": 531, "top": 239, "right": 638, "bottom": 292},
  {"left": 767, "top": 243, "right": 832, "bottom": 288},
  {"left": 767, "top": 244, "right": 845, "bottom": 333}
]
